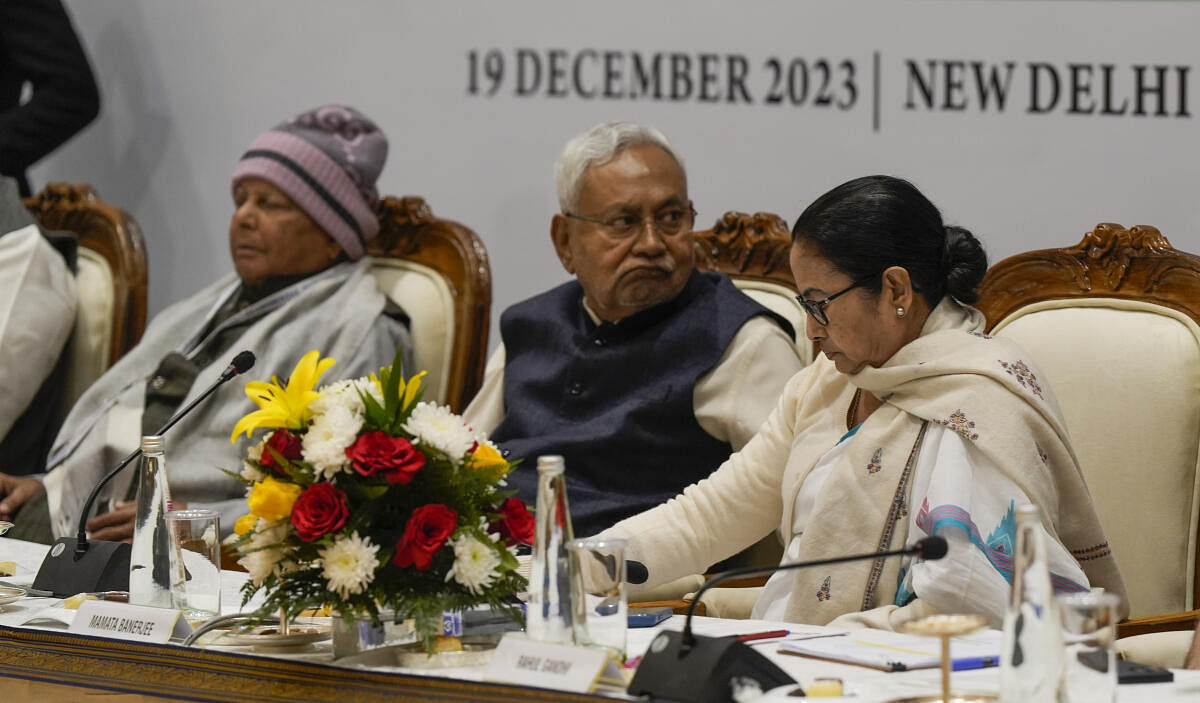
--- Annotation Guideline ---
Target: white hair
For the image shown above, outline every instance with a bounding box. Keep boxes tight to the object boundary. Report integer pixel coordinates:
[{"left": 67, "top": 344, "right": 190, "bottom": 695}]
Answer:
[{"left": 554, "top": 121, "right": 686, "bottom": 213}]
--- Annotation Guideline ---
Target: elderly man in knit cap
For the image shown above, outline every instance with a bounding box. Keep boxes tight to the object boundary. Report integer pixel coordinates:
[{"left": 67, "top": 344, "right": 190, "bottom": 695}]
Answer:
[{"left": 0, "top": 104, "right": 412, "bottom": 543}]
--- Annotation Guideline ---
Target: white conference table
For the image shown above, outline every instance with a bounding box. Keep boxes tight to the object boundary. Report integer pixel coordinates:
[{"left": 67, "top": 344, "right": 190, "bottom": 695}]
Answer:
[{"left": 1, "top": 536, "right": 1197, "bottom": 702}]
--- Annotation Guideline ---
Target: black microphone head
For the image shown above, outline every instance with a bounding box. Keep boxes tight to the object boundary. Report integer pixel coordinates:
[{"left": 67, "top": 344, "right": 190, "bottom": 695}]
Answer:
[
  {"left": 230, "top": 350, "right": 256, "bottom": 374},
  {"left": 626, "top": 560, "right": 649, "bottom": 585},
  {"left": 917, "top": 535, "right": 948, "bottom": 560}
]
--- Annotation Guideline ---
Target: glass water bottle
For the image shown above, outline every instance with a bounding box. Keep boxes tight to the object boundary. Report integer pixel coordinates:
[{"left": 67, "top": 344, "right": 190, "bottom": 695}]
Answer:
[
  {"left": 129, "top": 435, "right": 176, "bottom": 608},
  {"left": 526, "top": 455, "right": 576, "bottom": 643},
  {"left": 1000, "top": 504, "right": 1065, "bottom": 703}
]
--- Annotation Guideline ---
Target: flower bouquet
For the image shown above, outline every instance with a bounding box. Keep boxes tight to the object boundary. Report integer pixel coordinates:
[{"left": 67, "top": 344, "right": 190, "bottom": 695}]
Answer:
[{"left": 225, "top": 347, "right": 531, "bottom": 651}]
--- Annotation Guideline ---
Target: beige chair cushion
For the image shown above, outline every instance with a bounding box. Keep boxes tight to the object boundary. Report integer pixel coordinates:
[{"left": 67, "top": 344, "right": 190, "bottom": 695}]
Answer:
[
  {"left": 1116, "top": 630, "right": 1194, "bottom": 669},
  {"left": 735, "top": 280, "right": 814, "bottom": 366},
  {"left": 64, "top": 246, "right": 113, "bottom": 406},
  {"left": 992, "top": 298, "right": 1200, "bottom": 618},
  {"left": 369, "top": 257, "right": 454, "bottom": 405}
]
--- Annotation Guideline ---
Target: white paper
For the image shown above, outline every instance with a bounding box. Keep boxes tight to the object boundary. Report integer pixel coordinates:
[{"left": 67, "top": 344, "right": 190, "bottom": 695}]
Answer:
[{"left": 779, "top": 628, "right": 1003, "bottom": 671}]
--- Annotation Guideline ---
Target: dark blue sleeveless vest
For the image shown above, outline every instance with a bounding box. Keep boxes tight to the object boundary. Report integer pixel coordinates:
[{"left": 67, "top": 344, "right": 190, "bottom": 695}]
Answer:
[{"left": 491, "top": 270, "right": 794, "bottom": 536}]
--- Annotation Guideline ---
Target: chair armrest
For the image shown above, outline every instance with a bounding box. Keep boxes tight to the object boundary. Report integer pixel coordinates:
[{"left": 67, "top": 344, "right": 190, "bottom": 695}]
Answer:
[
  {"left": 631, "top": 599, "right": 700, "bottom": 616},
  {"left": 1117, "top": 608, "right": 1200, "bottom": 638}
]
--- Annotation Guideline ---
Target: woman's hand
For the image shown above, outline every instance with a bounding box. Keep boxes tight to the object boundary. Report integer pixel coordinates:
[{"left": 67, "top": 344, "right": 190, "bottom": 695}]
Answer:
[
  {"left": 86, "top": 500, "right": 136, "bottom": 543},
  {"left": 0, "top": 474, "right": 44, "bottom": 521}
]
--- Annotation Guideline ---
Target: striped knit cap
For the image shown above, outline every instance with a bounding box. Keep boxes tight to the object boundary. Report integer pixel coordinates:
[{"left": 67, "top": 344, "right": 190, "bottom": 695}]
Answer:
[{"left": 231, "top": 105, "right": 388, "bottom": 260}]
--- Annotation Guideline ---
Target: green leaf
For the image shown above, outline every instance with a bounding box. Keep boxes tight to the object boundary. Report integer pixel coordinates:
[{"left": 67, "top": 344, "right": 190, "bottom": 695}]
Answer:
[
  {"left": 218, "top": 466, "right": 255, "bottom": 486},
  {"left": 361, "top": 484, "right": 389, "bottom": 500}
]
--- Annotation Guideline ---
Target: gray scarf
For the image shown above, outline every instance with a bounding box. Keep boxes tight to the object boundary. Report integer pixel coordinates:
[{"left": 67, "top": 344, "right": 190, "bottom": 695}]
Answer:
[{"left": 44, "top": 258, "right": 393, "bottom": 538}]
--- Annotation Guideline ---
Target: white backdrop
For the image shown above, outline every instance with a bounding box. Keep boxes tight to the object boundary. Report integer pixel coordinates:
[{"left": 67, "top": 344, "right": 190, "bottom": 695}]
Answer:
[{"left": 30, "top": 0, "right": 1200, "bottom": 349}]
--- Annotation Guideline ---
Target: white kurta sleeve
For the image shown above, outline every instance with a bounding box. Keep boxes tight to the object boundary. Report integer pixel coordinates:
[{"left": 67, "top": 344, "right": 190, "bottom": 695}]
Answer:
[
  {"left": 692, "top": 316, "right": 806, "bottom": 451},
  {"left": 461, "top": 344, "right": 506, "bottom": 436},
  {"left": 603, "top": 370, "right": 809, "bottom": 592}
]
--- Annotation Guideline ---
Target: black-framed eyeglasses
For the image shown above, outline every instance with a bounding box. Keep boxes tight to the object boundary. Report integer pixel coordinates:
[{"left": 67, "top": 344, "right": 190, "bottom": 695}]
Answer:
[
  {"left": 563, "top": 204, "right": 696, "bottom": 239},
  {"left": 795, "top": 278, "right": 872, "bottom": 326}
]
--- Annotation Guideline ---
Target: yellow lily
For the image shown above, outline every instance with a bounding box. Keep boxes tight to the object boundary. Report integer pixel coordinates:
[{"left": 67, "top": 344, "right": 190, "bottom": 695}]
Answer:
[
  {"left": 400, "top": 370, "right": 427, "bottom": 410},
  {"left": 230, "top": 350, "right": 335, "bottom": 441}
]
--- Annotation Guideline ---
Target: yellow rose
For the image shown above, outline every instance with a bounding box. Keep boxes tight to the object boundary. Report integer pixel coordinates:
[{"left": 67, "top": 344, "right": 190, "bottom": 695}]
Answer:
[
  {"left": 248, "top": 476, "right": 303, "bottom": 521},
  {"left": 468, "top": 443, "right": 506, "bottom": 471},
  {"left": 233, "top": 513, "right": 258, "bottom": 536}
]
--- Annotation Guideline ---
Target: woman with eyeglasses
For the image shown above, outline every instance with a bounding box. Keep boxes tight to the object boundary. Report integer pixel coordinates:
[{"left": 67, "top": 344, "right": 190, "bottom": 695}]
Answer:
[{"left": 603, "top": 175, "right": 1127, "bottom": 629}]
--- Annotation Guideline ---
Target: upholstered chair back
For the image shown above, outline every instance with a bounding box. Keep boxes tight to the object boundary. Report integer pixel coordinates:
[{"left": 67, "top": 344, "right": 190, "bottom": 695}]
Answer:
[
  {"left": 976, "top": 223, "right": 1200, "bottom": 635},
  {"left": 367, "top": 196, "right": 491, "bottom": 413},
  {"left": 694, "top": 211, "right": 814, "bottom": 366},
  {"left": 24, "top": 183, "right": 148, "bottom": 406}
]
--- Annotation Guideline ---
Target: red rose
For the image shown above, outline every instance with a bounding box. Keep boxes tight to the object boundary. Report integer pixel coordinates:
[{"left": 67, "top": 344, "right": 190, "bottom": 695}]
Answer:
[
  {"left": 260, "top": 429, "right": 304, "bottom": 474},
  {"left": 490, "top": 497, "right": 535, "bottom": 545},
  {"left": 289, "top": 482, "right": 349, "bottom": 541},
  {"left": 392, "top": 503, "right": 457, "bottom": 570},
  {"left": 346, "top": 432, "right": 425, "bottom": 485}
]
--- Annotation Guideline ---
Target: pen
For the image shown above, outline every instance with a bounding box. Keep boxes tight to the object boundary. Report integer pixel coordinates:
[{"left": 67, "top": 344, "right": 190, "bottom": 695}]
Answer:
[
  {"left": 737, "top": 629, "right": 789, "bottom": 642},
  {"left": 953, "top": 656, "right": 999, "bottom": 671}
]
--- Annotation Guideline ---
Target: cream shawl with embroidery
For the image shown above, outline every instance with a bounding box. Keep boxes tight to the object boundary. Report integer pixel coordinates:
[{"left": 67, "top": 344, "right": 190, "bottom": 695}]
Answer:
[{"left": 607, "top": 298, "right": 1127, "bottom": 625}]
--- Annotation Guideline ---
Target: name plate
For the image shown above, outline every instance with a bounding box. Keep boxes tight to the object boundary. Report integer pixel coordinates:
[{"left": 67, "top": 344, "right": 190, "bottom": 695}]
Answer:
[
  {"left": 69, "top": 599, "right": 192, "bottom": 644},
  {"left": 484, "top": 634, "right": 625, "bottom": 692}
]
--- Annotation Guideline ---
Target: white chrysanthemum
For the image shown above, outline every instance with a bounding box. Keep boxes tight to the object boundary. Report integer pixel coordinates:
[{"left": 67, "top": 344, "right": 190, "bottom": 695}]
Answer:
[
  {"left": 238, "top": 520, "right": 290, "bottom": 586},
  {"left": 241, "top": 439, "right": 267, "bottom": 482},
  {"left": 302, "top": 403, "right": 363, "bottom": 478},
  {"left": 319, "top": 532, "right": 379, "bottom": 599},
  {"left": 310, "top": 377, "right": 382, "bottom": 417},
  {"left": 402, "top": 402, "right": 476, "bottom": 461},
  {"left": 444, "top": 532, "right": 502, "bottom": 595}
]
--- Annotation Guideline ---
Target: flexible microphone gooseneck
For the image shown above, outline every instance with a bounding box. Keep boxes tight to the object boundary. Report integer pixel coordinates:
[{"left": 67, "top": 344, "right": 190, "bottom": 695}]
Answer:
[
  {"left": 680, "top": 535, "right": 948, "bottom": 651},
  {"left": 71, "top": 350, "right": 255, "bottom": 556},
  {"left": 32, "top": 351, "right": 255, "bottom": 597},
  {"left": 627, "top": 535, "right": 949, "bottom": 703}
]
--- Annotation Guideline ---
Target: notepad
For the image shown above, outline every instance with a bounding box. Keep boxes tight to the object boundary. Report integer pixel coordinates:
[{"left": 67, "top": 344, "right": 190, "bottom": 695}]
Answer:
[{"left": 778, "top": 628, "right": 1003, "bottom": 672}]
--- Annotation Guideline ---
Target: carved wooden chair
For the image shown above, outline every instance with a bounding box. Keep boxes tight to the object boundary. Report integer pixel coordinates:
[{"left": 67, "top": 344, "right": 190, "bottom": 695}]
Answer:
[
  {"left": 976, "top": 224, "right": 1200, "bottom": 640},
  {"left": 694, "top": 211, "right": 814, "bottom": 365},
  {"left": 23, "top": 183, "right": 148, "bottom": 406},
  {"left": 368, "top": 196, "right": 491, "bottom": 413}
]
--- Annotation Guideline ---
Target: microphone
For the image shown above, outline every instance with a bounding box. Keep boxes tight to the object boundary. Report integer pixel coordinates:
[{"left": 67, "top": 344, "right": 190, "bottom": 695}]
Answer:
[
  {"left": 627, "top": 560, "right": 649, "bottom": 585},
  {"left": 627, "top": 535, "right": 948, "bottom": 703},
  {"left": 32, "top": 351, "right": 256, "bottom": 597}
]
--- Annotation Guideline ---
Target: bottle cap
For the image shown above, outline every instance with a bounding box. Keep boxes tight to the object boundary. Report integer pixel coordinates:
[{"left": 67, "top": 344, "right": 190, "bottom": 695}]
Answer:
[
  {"left": 1015, "top": 504, "right": 1041, "bottom": 521},
  {"left": 140, "top": 435, "right": 165, "bottom": 453},
  {"left": 536, "top": 455, "right": 565, "bottom": 474}
]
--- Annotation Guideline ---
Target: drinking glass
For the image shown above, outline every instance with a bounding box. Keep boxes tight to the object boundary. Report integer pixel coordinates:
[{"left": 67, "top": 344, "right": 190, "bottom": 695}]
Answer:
[
  {"left": 167, "top": 509, "right": 221, "bottom": 619},
  {"left": 566, "top": 537, "right": 627, "bottom": 660},
  {"left": 1057, "top": 590, "right": 1119, "bottom": 703}
]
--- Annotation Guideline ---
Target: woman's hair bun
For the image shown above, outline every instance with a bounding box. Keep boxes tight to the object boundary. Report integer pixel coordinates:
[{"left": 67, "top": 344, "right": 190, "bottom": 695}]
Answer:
[{"left": 943, "top": 225, "right": 987, "bottom": 304}]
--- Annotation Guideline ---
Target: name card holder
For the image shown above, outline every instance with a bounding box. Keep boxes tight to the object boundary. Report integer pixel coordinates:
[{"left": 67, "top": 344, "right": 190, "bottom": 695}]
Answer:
[
  {"left": 69, "top": 599, "right": 193, "bottom": 644},
  {"left": 484, "top": 633, "right": 625, "bottom": 693}
]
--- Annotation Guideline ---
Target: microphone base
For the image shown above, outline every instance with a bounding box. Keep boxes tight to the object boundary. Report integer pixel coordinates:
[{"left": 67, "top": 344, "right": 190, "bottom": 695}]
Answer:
[
  {"left": 627, "top": 629, "right": 795, "bottom": 703},
  {"left": 32, "top": 538, "right": 130, "bottom": 597}
]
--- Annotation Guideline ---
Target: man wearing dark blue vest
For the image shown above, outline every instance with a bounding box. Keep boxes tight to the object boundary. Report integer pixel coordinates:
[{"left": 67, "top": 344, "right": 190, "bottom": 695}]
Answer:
[{"left": 464, "top": 122, "right": 805, "bottom": 537}]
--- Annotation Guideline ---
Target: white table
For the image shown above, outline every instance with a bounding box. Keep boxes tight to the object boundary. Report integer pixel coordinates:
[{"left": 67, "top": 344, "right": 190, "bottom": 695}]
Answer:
[{"left": 2, "top": 537, "right": 1197, "bottom": 701}]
